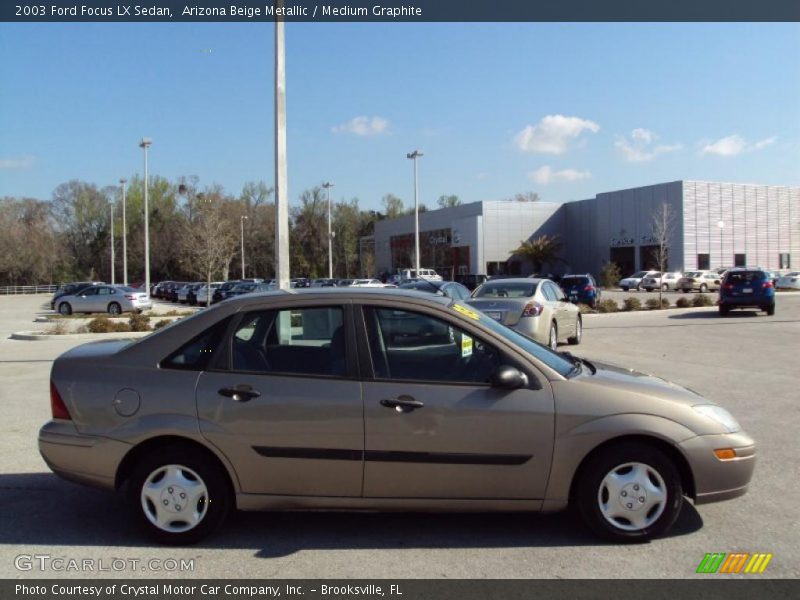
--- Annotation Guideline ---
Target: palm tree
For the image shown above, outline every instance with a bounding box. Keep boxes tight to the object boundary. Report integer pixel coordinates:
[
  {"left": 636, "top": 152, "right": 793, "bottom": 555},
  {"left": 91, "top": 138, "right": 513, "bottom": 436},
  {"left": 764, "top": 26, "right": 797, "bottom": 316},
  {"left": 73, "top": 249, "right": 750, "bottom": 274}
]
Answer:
[{"left": 510, "top": 235, "right": 564, "bottom": 273}]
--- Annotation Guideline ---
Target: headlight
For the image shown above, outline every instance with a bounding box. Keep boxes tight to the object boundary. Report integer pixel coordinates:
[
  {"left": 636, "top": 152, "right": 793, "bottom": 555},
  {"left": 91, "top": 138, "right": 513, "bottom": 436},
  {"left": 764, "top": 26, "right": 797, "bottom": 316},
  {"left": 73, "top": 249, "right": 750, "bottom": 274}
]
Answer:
[{"left": 693, "top": 405, "right": 741, "bottom": 433}]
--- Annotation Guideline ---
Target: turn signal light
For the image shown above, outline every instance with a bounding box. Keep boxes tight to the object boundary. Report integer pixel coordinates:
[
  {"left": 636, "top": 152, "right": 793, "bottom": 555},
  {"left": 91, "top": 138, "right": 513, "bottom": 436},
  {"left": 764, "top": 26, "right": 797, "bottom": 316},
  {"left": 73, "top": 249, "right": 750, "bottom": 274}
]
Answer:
[{"left": 713, "top": 448, "right": 737, "bottom": 460}]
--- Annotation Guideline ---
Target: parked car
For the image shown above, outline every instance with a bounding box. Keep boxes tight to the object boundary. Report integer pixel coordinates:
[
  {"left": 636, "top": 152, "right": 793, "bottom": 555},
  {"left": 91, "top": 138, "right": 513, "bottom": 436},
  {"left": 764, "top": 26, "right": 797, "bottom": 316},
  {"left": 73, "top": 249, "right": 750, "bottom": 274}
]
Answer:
[
  {"left": 310, "top": 278, "right": 338, "bottom": 287},
  {"left": 468, "top": 278, "right": 581, "bottom": 350},
  {"left": 643, "top": 271, "right": 682, "bottom": 292},
  {"left": 224, "top": 282, "right": 273, "bottom": 299},
  {"left": 211, "top": 281, "right": 241, "bottom": 304},
  {"left": 618, "top": 271, "right": 658, "bottom": 291},
  {"left": 55, "top": 285, "right": 152, "bottom": 316},
  {"left": 40, "top": 288, "right": 755, "bottom": 544},
  {"left": 398, "top": 268, "right": 443, "bottom": 282},
  {"left": 50, "top": 281, "right": 104, "bottom": 309},
  {"left": 776, "top": 271, "right": 800, "bottom": 290},
  {"left": 177, "top": 283, "right": 202, "bottom": 304},
  {"left": 350, "top": 279, "right": 389, "bottom": 288},
  {"left": 456, "top": 273, "right": 490, "bottom": 291},
  {"left": 677, "top": 271, "right": 722, "bottom": 293},
  {"left": 558, "top": 274, "right": 601, "bottom": 308},
  {"left": 718, "top": 268, "right": 775, "bottom": 316},
  {"left": 195, "top": 283, "right": 224, "bottom": 306},
  {"left": 399, "top": 279, "right": 472, "bottom": 301}
]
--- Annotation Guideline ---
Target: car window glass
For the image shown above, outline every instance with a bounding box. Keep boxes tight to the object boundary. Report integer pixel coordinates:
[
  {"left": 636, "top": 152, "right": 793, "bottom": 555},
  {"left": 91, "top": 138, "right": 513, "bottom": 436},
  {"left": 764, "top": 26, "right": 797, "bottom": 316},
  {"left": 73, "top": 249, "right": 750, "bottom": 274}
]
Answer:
[
  {"left": 231, "top": 307, "right": 346, "bottom": 377},
  {"left": 81, "top": 287, "right": 98, "bottom": 296},
  {"left": 161, "top": 317, "right": 233, "bottom": 371},
  {"left": 726, "top": 271, "right": 765, "bottom": 284},
  {"left": 552, "top": 283, "right": 567, "bottom": 300},
  {"left": 365, "top": 307, "right": 500, "bottom": 385},
  {"left": 541, "top": 284, "right": 556, "bottom": 302},
  {"left": 474, "top": 282, "right": 537, "bottom": 298}
]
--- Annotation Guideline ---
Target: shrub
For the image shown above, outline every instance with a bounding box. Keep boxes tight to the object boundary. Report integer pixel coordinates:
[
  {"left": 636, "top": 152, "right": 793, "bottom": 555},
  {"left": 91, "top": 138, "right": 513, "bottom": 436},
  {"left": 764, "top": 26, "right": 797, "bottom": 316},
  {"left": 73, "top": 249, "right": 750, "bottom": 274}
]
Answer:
[
  {"left": 577, "top": 303, "right": 595, "bottom": 314},
  {"left": 692, "top": 293, "right": 714, "bottom": 307},
  {"left": 154, "top": 319, "right": 172, "bottom": 330},
  {"left": 676, "top": 297, "right": 691, "bottom": 308},
  {"left": 645, "top": 298, "right": 670, "bottom": 310},
  {"left": 46, "top": 320, "right": 70, "bottom": 335},
  {"left": 113, "top": 321, "right": 132, "bottom": 332},
  {"left": 597, "top": 299, "right": 619, "bottom": 313},
  {"left": 128, "top": 313, "right": 151, "bottom": 332},
  {"left": 599, "top": 261, "right": 622, "bottom": 289},
  {"left": 87, "top": 316, "right": 114, "bottom": 333},
  {"left": 622, "top": 297, "right": 642, "bottom": 312}
]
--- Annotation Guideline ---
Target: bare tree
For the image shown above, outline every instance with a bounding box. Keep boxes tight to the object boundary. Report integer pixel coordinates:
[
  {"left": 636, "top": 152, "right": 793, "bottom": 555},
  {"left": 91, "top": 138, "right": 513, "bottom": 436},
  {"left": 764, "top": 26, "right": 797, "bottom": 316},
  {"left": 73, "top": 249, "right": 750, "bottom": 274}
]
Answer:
[
  {"left": 180, "top": 194, "right": 237, "bottom": 295},
  {"left": 651, "top": 202, "right": 676, "bottom": 307},
  {"left": 437, "top": 194, "right": 461, "bottom": 209}
]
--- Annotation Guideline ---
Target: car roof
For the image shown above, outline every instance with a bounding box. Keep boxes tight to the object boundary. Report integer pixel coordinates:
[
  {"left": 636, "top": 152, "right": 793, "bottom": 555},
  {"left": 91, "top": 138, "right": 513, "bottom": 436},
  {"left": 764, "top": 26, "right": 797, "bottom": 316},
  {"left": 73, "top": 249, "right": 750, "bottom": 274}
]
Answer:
[{"left": 225, "top": 286, "right": 455, "bottom": 307}]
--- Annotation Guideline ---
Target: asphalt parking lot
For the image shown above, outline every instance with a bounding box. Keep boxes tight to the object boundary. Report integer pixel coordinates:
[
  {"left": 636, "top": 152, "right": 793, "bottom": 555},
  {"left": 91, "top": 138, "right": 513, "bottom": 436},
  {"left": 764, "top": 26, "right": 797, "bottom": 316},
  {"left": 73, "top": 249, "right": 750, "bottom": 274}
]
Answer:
[{"left": 0, "top": 293, "right": 798, "bottom": 579}]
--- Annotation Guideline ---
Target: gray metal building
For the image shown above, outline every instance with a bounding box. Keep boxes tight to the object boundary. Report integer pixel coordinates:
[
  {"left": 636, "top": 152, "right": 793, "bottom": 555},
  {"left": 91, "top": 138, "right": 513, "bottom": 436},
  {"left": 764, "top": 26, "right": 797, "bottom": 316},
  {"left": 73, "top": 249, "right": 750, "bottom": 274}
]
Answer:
[{"left": 372, "top": 180, "right": 800, "bottom": 279}]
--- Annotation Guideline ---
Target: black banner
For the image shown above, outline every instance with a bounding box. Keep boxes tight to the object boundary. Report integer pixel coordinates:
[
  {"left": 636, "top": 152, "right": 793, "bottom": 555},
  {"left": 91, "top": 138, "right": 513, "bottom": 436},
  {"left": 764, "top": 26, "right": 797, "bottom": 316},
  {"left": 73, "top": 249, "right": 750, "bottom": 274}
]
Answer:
[{"left": 3, "top": 0, "right": 800, "bottom": 23}]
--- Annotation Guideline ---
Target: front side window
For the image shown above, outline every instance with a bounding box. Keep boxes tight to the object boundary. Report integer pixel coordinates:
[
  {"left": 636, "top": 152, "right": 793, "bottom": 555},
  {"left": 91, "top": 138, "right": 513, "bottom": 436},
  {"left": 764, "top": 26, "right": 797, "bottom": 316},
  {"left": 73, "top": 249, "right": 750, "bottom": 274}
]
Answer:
[
  {"left": 231, "top": 307, "right": 346, "bottom": 377},
  {"left": 364, "top": 307, "right": 500, "bottom": 385}
]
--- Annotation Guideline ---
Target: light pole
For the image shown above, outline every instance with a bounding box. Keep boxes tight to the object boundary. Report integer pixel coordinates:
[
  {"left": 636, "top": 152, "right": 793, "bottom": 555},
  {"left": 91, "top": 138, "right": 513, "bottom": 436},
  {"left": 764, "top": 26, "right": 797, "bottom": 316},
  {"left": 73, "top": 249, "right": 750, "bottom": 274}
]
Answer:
[
  {"left": 322, "top": 182, "right": 334, "bottom": 279},
  {"left": 139, "top": 137, "right": 152, "bottom": 296},
  {"left": 120, "top": 178, "right": 128, "bottom": 286},
  {"left": 406, "top": 150, "right": 423, "bottom": 275},
  {"left": 240, "top": 215, "right": 248, "bottom": 278},
  {"left": 274, "top": 15, "right": 290, "bottom": 290},
  {"left": 717, "top": 220, "right": 725, "bottom": 268},
  {"left": 109, "top": 201, "right": 115, "bottom": 285}
]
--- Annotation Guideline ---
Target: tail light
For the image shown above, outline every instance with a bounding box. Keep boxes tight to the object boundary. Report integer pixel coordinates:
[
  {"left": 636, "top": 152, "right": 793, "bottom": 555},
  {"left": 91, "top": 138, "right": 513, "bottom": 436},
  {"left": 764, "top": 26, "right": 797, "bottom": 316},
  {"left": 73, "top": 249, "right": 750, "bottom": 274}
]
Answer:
[
  {"left": 762, "top": 281, "right": 773, "bottom": 289},
  {"left": 50, "top": 381, "right": 72, "bottom": 420},
  {"left": 522, "top": 301, "right": 544, "bottom": 317},
  {"left": 125, "top": 294, "right": 136, "bottom": 300},
  {"left": 583, "top": 285, "right": 595, "bottom": 292},
  {"left": 724, "top": 283, "right": 734, "bottom": 290}
]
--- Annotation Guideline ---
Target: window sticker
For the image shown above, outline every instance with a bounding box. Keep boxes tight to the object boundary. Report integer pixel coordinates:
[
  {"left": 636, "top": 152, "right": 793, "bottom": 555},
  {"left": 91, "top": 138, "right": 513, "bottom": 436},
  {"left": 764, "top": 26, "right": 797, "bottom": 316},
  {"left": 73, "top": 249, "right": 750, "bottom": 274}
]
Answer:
[
  {"left": 461, "top": 334, "right": 474, "bottom": 358},
  {"left": 452, "top": 304, "right": 480, "bottom": 320}
]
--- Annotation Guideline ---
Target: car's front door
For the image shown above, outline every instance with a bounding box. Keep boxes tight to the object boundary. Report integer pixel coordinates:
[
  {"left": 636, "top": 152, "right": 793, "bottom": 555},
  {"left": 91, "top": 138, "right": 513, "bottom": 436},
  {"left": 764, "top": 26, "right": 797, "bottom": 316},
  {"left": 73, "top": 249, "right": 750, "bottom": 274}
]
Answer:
[
  {"left": 78, "top": 286, "right": 101, "bottom": 312},
  {"left": 358, "top": 304, "right": 555, "bottom": 500},
  {"left": 196, "top": 304, "right": 364, "bottom": 497}
]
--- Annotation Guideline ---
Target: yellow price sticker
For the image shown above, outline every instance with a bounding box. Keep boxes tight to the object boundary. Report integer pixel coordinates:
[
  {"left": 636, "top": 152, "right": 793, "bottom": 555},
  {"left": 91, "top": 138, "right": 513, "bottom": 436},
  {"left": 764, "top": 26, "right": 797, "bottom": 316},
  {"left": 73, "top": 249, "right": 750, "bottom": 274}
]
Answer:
[{"left": 452, "top": 304, "right": 480, "bottom": 320}]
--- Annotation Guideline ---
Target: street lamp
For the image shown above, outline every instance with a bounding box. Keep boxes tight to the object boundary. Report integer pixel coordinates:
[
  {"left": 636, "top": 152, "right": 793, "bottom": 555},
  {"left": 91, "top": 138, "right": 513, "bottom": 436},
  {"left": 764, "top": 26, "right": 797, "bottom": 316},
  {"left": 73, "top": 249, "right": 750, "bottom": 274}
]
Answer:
[
  {"left": 322, "top": 182, "right": 334, "bottom": 279},
  {"left": 119, "top": 178, "right": 128, "bottom": 286},
  {"left": 240, "top": 215, "right": 248, "bottom": 278},
  {"left": 717, "top": 220, "right": 725, "bottom": 268},
  {"left": 406, "top": 150, "right": 423, "bottom": 275},
  {"left": 139, "top": 137, "right": 152, "bottom": 296},
  {"left": 109, "top": 201, "right": 115, "bottom": 285}
]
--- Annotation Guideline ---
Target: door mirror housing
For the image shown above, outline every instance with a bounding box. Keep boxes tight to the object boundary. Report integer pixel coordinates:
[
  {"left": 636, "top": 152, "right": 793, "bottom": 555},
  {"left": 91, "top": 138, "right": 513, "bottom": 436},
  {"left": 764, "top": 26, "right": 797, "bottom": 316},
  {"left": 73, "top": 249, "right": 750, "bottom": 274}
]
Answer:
[{"left": 490, "top": 365, "right": 528, "bottom": 390}]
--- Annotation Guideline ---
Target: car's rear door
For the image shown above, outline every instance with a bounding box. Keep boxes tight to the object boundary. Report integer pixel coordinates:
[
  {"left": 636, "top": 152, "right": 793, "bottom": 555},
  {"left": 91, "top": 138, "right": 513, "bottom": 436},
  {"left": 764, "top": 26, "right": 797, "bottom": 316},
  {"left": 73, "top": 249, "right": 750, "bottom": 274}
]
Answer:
[
  {"left": 357, "top": 302, "right": 555, "bottom": 500},
  {"left": 195, "top": 302, "right": 364, "bottom": 497}
]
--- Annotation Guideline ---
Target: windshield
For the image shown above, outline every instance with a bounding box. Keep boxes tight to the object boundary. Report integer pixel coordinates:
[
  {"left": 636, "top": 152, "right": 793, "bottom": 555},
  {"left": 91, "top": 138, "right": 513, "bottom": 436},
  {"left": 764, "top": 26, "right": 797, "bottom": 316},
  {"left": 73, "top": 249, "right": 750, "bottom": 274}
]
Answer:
[
  {"left": 631, "top": 271, "right": 647, "bottom": 278},
  {"left": 474, "top": 281, "right": 537, "bottom": 298}
]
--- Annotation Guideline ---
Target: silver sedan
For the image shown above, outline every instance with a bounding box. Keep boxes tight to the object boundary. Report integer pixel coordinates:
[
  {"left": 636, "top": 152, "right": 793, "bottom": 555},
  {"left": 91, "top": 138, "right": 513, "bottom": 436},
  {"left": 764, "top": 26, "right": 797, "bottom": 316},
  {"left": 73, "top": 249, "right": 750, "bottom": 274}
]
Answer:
[{"left": 55, "top": 285, "right": 152, "bottom": 316}]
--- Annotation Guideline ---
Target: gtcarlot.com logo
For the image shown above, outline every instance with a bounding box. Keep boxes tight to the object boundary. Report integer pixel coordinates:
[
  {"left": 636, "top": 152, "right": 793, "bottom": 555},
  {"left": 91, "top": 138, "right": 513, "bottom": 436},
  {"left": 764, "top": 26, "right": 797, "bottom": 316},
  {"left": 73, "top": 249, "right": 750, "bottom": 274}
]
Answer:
[{"left": 696, "top": 552, "right": 773, "bottom": 574}]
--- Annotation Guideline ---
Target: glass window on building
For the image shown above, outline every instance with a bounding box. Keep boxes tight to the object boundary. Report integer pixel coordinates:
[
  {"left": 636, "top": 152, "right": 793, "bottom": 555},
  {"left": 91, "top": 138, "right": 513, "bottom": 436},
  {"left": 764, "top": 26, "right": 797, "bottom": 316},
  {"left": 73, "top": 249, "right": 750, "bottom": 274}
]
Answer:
[
  {"left": 734, "top": 254, "right": 746, "bottom": 267},
  {"left": 779, "top": 253, "right": 791, "bottom": 269},
  {"left": 697, "top": 254, "right": 710, "bottom": 270}
]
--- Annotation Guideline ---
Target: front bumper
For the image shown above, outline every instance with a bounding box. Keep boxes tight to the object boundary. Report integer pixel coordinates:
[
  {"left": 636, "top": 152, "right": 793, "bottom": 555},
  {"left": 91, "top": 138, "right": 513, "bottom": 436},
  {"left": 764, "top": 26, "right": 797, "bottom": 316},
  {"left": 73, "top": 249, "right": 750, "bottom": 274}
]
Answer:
[
  {"left": 38, "top": 421, "right": 131, "bottom": 491},
  {"left": 679, "top": 431, "right": 756, "bottom": 505}
]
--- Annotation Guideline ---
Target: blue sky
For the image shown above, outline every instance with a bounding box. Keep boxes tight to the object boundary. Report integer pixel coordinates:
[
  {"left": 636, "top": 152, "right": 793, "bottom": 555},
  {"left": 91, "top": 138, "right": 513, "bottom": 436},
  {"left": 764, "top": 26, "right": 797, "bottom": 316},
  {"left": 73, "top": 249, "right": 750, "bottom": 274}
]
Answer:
[{"left": 1, "top": 22, "right": 798, "bottom": 211}]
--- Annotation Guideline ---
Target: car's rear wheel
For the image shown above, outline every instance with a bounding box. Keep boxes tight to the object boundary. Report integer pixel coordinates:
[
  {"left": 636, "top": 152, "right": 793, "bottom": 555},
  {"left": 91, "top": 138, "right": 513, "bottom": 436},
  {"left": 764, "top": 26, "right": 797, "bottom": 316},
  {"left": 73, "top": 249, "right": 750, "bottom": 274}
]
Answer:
[
  {"left": 661, "top": 284, "right": 669, "bottom": 292},
  {"left": 700, "top": 284, "right": 708, "bottom": 293},
  {"left": 575, "top": 442, "right": 682, "bottom": 542},
  {"left": 621, "top": 287, "right": 629, "bottom": 292},
  {"left": 568, "top": 316, "right": 582, "bottom": 345},
  {"left": 719, "top": 305, "right": 729, "bottom": 317},
  {"left": 58, "top": 302, "right": 72, "bottom": 316},
  {"left": 764, "top": 303, "right": 775, "bottom": 316},
  {"left": 128, "top": 444, "right": 231, "bottom": 545},
  {"left": 549, "top": 322, "right": 558, "bottom": 351},
  {"left": 108, "top": 302, "right": 122, "bottom": 315}
]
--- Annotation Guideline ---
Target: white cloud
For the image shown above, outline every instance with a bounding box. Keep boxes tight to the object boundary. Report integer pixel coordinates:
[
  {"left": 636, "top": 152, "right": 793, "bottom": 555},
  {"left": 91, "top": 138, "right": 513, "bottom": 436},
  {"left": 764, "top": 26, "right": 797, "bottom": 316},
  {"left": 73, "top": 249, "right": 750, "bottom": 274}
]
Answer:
[
  {"left": 615, "top": 128, "right": 681, "bottom": 163},
  {"left": 529, "top": 166, "right": 592, "bottom": 185},
  {"left": 331, "top": 116, "right": 390, "bottom": 136},
  {"left": 701, "top": 134, "right": 776, "bottom": 156},
  {"left": 0, "top": 155, "right": 35, "bottom": 170},
  {"left": 515, "top": 114, "right": 600, "bottom": 154}
]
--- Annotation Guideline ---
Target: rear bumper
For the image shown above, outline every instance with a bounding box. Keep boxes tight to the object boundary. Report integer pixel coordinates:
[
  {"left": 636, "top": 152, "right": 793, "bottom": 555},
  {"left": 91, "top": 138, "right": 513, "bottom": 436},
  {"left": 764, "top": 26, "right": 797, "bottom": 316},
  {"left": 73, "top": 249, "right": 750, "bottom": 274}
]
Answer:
[
  {"left": 679, "top": 431, "right": 756, "bottom": 505},
  {"left": 38, "top": 421, "right": 130, "bottom": 491},
  {"left": 719, "top": 296, "right": 773, "bottom": 308}
]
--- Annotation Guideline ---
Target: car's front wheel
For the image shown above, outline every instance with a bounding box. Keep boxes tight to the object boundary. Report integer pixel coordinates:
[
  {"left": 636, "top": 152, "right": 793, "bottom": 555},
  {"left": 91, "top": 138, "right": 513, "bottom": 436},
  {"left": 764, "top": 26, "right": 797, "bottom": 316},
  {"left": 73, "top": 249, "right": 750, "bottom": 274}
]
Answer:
[
  {"left": 568, "top": 316, "right": 582, "bottom": 345},
  {"left": 661, "top": 284, "right": 669, "bottom": 292},
  {"left": 108, "top": 302, "right": 122, "bottom": 315},
  {"left": 128, "top": 444, "right": 232, "bottom": 545},
  {"left": 575, "top": 442, "right": 682, "bottom": 542},
  {"left": 58, "top": 302, "right": 72, "bottom": 316},
  {"left": 700, "top": 284, "right": 708, "bottom": 293}
]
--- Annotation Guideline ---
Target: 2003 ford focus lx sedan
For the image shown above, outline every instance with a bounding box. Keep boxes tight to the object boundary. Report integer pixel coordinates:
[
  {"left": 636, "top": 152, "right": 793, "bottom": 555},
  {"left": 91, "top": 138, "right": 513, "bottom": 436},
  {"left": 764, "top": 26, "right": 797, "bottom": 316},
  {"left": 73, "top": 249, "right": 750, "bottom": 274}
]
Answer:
[{"left": 39, "top": 288, "right": 755, "bottom": 545}]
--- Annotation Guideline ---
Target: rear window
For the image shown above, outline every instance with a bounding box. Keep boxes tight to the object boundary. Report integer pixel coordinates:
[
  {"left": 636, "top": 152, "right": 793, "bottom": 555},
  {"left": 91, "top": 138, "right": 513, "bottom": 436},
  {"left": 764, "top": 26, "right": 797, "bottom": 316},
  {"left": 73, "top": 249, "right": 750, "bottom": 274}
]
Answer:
[
  {"left": 725, "top": 271, "right": 766, "bottom": 284},
  {"left": 474, "top": 282, "right": 538, "bottom": 298},
  {"left": 560, "top": 277, "right": 588, "bottom": 287}
]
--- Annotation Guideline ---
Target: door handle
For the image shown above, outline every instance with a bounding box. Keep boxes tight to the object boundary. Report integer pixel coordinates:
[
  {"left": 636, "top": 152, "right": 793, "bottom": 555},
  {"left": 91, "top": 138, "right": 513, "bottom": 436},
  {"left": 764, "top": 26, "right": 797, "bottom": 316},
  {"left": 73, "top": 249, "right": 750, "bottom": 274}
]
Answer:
[
  {"left": 218, "top": 385, "right": 261, "bottom": 402},
  {"left": 380, "top": 395, "right": 424, "bottom": 413}
]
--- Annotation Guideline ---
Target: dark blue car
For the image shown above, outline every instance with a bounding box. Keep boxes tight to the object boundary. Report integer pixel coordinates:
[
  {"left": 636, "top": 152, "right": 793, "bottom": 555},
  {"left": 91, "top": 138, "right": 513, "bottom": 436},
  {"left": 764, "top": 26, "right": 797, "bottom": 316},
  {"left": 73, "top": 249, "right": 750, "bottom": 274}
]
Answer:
[
  {"left": 558, "top": 274, "right": 600, "bottom": 308},
  {"left": 719, "top": 268, "right": 775, "bottom": 316}
]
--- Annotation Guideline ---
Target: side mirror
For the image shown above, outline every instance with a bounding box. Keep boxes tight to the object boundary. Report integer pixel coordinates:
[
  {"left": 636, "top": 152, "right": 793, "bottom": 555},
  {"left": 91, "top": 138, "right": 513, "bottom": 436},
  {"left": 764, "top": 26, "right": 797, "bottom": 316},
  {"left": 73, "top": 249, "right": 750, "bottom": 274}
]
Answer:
[{"left": 490, "top": 365, "right": 528, "bottom": 390}]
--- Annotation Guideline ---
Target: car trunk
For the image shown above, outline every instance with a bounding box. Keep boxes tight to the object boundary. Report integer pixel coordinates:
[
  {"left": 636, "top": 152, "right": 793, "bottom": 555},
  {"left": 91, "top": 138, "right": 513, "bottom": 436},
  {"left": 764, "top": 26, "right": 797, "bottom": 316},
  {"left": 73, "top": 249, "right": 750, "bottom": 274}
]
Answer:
[{"left": 467, "top": 298, "right": 528, "bottom": 326}]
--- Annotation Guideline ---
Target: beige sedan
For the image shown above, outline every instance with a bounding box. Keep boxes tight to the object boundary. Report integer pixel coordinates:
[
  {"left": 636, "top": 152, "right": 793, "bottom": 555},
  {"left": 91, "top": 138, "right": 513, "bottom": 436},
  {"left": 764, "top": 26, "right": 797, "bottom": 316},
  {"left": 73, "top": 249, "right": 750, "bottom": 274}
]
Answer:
[
  {"left": 467, "top": 278, "right": 581, "bottom": 350},
  {"left": 678, "top": 271, "right": 722, "bottom": 293}
]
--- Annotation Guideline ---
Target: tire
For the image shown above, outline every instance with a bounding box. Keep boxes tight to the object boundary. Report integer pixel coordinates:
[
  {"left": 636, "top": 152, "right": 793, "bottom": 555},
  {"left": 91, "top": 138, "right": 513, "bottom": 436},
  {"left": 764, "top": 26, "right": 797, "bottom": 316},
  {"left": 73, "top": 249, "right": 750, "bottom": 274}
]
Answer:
[
  {"left": 568, "top": 316, "right": 582, "bottom": 345},
  {"left": 621, "top": 287, "right": 629, "bottom": 292},
  {"left": 699, "top": 284, "right": 708, "bottom": 293},
  {"left": 58, "top": 302, "right": 72, "bottom": 316},
  {"left": 765, "top": 303, "right": 775, "bottom": 316},
  {"left": 108, "top": 302, "right": 122, "bottom": 315},
  {"left": 128, "top": 444, "right": 232, "bottom": 545},
  {"left": 575, "top": 442, "right": 683, "bottom": 542},
  {"left": 548, "top": 322, "right": 558, "bottom": 351},
  {"left": 635, "top": 284, "right": 641, "bottom": 291},
  {"left": 719, "top": 305, "right": 729, "bottom": 317},
  {"left": 681, "top": 288, "right": 691, "bottom": 294},
  {"left": 661, "top": 284, "right": 669, "bottom": 292}
]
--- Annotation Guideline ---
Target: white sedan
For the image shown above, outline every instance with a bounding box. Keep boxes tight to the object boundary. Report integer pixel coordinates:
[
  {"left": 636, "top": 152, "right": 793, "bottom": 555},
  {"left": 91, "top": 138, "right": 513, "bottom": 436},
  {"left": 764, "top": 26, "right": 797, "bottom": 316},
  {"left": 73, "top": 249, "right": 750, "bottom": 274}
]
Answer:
[
  {"left": 776, "top": 272, "right": 800, "bottom": 290},
  {"left": 55, "top": 285, "right": 152, "bottom": 315}
]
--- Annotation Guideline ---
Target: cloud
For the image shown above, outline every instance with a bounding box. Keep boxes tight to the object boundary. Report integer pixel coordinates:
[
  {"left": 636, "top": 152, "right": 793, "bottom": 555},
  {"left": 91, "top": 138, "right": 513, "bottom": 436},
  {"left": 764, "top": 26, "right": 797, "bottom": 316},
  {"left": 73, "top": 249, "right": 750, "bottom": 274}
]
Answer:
[
  {"left": 332, "top": 116, "right": 390, "bottom": 136},
  {"left": 515, "top": 114, "right": 599, "bottom": 154},
  {"left": 615, "top": 128, "right": 682, "bottom": 162},
  {"left": 0, "top": 155, "right": 35, "bottom": 170},
  {"left": 529, "top": 166, "right": 592, "bottom": 185},
  {"left": 701, "top": 134, "right": 776, "bottom": 156}
]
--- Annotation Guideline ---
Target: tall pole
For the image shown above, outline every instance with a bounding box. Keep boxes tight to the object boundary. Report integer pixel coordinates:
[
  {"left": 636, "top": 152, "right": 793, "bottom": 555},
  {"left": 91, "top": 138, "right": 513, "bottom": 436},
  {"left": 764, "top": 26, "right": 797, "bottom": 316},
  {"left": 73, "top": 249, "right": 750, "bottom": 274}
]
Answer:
[
  {"left": 139, "top": 138, "right": 152, "bottom": 296},
  {"left": 323, "top": 182, "right": 334, "bottom": 279},
  {"left": 274, "top": 15, "right": 290, "bottom": 290},
  {"left": 109, "top": 202, "right": 115, "bottom": 285},
  {"left": 120, "top": 178, "right": 128, "bottom": 286},
  {"left": 240, "top": 215, "right": 248, "bottom": 278},
  {"left": 407, "top": 150, "right": 423, "bottom": 275}
]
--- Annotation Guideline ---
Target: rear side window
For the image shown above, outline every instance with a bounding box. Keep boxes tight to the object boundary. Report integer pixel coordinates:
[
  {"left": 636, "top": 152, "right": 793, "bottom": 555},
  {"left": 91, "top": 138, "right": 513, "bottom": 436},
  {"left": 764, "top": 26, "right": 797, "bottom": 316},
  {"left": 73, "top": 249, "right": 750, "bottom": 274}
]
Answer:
[{"left": 161, "top": 317, "right": 233, "bottom": 371}]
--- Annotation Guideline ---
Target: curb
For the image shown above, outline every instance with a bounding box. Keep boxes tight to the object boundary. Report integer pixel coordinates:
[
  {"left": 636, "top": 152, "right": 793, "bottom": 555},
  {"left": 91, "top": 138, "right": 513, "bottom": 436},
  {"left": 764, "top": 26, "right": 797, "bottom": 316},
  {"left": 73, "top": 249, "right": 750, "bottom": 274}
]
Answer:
[
  {"left": 582, "top": 306, "right": 718, "bottom": 318},
  {"left": 10, "top": 331, "right": 151, "bottom": 342}
]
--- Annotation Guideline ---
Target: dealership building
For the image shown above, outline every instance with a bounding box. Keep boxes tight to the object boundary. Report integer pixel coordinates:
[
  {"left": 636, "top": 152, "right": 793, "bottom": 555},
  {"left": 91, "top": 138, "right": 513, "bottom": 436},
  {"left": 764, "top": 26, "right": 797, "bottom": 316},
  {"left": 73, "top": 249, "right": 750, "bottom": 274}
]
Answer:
[{"left": 372, "top": 180, "right": 800, "bottom": 279}]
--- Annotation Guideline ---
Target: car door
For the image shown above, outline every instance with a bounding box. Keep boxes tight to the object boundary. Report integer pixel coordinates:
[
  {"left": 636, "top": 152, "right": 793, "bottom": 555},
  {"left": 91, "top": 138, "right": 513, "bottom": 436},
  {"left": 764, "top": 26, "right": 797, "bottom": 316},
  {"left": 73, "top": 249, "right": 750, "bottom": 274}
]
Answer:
[
  {"left": 77, "top": 286, "right": 101, "bottom": 312},
  {"left": 548, "top": 282, "right": 575, "bottom": 338},
  {"left": 195, "top": 303, "right": 364, "bottom": 497},
  {"left": 358, "top": 304, "right": 555, "bottom": 500}
]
